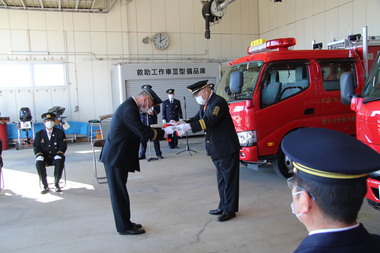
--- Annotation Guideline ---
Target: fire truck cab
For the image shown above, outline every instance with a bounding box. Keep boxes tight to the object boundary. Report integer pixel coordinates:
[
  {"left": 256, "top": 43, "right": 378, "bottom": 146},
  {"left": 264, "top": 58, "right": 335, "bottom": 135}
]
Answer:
[
  {"left": 216, "top": 37, "right": 365, "bottom": 178},
  {"left": 341, "top": 51, "right": 380, "bottom": 211}
]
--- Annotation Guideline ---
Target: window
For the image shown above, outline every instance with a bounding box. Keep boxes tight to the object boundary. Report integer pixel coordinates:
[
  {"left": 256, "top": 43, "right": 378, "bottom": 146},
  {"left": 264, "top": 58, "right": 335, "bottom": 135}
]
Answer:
[
  {"left": 217, "top": 61, "right": 263, "bottom": 102},
  {"left": 261, "top": 62, "right": 309, "bottom": 107},
  {"left": 319, "top": 60, "right": 356, "bottom": 91},
  {"left": 0, "top": 63, "right": 66, "bottom": 88}
]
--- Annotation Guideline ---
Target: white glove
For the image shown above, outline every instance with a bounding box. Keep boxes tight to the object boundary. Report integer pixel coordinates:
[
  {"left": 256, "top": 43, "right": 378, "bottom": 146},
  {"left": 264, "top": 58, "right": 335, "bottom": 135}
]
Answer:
[
  {"left": 36, "top": 156, "right": 44, "bottom": 161},
  {"left": 54, "top": 155, "right": 62, "bottom": 160},
  {"left": 163, "top": 126, "right": 175, "bottom": 136},
  {"left": 170, "top": 120, "right": 175, "bottom": 123},
  {"left": 179, "top": 118, "right": 183, "bottom": 121},
  {"left": 176, "top": 123, "right": 191, "bottom": 137},
  {"left": 162, "top": 119, "right": 166, "bottom": 124}
]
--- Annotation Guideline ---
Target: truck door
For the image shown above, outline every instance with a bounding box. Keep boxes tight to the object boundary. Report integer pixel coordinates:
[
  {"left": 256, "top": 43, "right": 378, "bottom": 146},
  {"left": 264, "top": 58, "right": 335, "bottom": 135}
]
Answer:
[
  {"left": 256, "top": 61, "right": 318, "bottom": 178},
  {"left": 317, "top": 60, "right": 358, "bottom": 134}
]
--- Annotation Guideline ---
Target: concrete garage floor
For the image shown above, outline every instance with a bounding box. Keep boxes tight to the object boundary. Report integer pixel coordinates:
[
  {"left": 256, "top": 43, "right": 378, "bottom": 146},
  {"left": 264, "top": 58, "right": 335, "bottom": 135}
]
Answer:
[{"left": 1, "top": 137, "right": 379, "bottom": 253}]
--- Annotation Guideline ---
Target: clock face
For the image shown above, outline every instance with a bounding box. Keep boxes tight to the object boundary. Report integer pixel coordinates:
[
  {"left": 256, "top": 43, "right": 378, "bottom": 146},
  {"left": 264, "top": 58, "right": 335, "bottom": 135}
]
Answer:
[{"left": 153, "top": 33, "right": 170, "bottom": 50}]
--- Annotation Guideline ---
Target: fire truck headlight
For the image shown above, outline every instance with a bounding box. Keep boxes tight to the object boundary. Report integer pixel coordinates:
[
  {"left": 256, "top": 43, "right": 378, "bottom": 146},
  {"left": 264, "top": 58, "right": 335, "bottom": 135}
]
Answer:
[{"left": 237, "top": 131, "right": 257, "bottom": 147}]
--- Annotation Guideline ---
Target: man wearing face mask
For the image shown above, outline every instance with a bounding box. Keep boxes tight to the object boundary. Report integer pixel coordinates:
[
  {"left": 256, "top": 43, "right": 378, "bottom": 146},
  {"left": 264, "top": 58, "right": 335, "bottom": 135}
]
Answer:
[
  {"left": 175, "top": 80, "right": 240, "bottom": 222},
  {"left": 34, "top": 112, "right": 67, "bottom": 194},
  {"left": 101, "top": 86, "right": 171, "bottom": 235},
  {"left": 162, "top": 89, "right": 183, "bottom": 149},
  {"left": 282, "top": 127, "right": 380, "bottom": 253}
]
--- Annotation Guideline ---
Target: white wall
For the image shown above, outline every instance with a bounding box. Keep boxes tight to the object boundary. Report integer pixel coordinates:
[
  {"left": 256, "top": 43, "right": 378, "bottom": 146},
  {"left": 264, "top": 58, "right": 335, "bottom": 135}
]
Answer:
[
  {"left": 258, "top": 0, "right": 380, "bottom": 49},
  {"left": 0, "top": 0, "right": 259, "bottom": 122}
]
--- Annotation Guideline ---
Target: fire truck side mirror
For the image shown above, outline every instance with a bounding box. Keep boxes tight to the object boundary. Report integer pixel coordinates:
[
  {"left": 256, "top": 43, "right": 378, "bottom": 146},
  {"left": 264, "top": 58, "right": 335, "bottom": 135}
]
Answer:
[
  {"left": 230, "top": 71, "right": 243, "bottom": 94},
  {"left": 340, "top": 72, "right": 355, "bottom": 105}
]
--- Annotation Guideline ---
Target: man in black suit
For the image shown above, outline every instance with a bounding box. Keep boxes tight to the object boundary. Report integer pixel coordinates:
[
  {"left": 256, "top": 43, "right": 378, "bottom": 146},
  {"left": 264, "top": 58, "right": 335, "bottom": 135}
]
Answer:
[
  {"left": 101, "top": 86, "right": 170, "bottom": 235},
  {"left": 33, "top": 112, "right": 67, "bottom": 194},
  {"left": 162, "top": 89, "right": 183, "bottom": 149},
  {"left": 282, "top": 128, "right": 380, "bottom": 253},
  {"left": 139, "top": 85, "right": 163, "bottom": 160},
  {"left": 175, "top": 80, "right": 240, "bottom": 222}
]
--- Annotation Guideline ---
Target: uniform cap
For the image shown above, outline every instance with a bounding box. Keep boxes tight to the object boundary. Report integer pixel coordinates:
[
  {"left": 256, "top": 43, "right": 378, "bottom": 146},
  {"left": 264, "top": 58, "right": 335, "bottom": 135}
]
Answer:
[
  {"left": 141, "top": 84, "right": 152, "bottom": 89},
  {"left": 41, "top": 112, "right": 56, "bottom": 121},
  {"left": 142, "top": 86, "right": 162, "bottom": 105},
  {"left": 281, "top": 127, "right": 380, "bottom": 182},
  {"left": 187, "top": 80, "right": 209, "bottom": 94},
  {"left": 166, "top": 89, "right": 175, "bottom": 94}
]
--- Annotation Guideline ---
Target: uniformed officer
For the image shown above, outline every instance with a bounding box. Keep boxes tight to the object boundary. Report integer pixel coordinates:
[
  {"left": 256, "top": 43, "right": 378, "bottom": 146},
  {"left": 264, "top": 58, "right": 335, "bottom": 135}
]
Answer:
[
  {"left": 139, "top": 85, "right": 163, "bottom": 159},
  {"left": 34, "top": 112, "right": 67, "bottom": 194},
  {"left": 162, "top": 89, "right": 183, "bottom": 149},
  {"left": 282, "top": 127, "right": 380, "bottom": 253},
  {"left": 175, "top": 80, "right": 240, "bottom": 222},
  {"left": 101, "top": 86, "right": 171, "bottom": 235}
]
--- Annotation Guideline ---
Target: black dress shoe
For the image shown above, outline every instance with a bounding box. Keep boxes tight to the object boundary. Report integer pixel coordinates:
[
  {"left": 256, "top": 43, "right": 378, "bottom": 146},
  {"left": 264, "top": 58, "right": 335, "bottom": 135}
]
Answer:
[
  {"left": 119, "top": 227, "right": 145, "bottom": 235},
  {"left": 41, "top": 188, "right": 50, "bottom": 194},
  {"left": 132, "top": 222, "right": 142, "bottom": 229},
  {"left": 217, "top": 212, "right": 236, "bottom": 222},
  {"left": 209, "top": 209, "right": 223, "bottom": 215},
  {"left": 139, "top": 155, "right": 146, "bottom": 160},
  {"left": 54, "top": 187, "right": 62, "bottom": 192},
  {"left": 157, "top": 155, "right": 163, "bottom": 159}
]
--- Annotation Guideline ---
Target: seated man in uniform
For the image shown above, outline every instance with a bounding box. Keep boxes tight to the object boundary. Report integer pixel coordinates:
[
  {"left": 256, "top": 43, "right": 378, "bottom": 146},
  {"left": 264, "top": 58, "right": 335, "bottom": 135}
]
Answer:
[
  {"left": 34, "top": 112, "right": 67, "bottom": 194},
  {"left": 282, "top": 127, "right": 380, "bottom": 253}
]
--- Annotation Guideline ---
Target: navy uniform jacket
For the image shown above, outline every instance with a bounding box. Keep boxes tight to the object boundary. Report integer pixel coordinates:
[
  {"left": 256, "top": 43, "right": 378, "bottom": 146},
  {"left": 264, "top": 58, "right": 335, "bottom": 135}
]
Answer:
[
  {"left": 186, "top": 92, "right": 239, "bottom": 159},
  {"left": 140, "top": 105, "right": 160, "bottom": 126},
  {"left": 33, "top": 127, "right": 67, "bottom": 160},
  {"left": 162, "top": 99, "right": 183, "bottom": 122},
  {"left": 100, "top": 97, "right": 164, "bottom": 171},
  {"left": 294, "top": 223, "right": 380, "bottom": 253}
]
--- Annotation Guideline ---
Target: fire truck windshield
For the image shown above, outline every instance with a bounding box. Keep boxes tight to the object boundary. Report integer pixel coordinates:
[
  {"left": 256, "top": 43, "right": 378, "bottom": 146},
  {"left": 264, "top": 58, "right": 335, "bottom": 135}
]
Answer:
[
  {"left": 216, "top": 61, "right": 263, "bottom": 102},
  {"left": 362, "top": 54, "right": 380, "bottom": 100}
]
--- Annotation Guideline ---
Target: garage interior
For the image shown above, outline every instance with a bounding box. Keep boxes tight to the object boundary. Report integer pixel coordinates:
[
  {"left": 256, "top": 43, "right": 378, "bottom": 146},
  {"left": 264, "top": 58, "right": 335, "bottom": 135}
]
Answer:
[
  {"left": 1, "top": 0, "right": 380, "bottom": 252},
  {"left": 2, "top": 137, "right": 379, "bottom": 252}
]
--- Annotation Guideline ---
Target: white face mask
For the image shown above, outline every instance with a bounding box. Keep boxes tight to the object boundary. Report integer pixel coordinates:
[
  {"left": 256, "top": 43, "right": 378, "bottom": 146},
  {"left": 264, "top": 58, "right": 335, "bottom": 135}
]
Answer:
[
  {"left": 290, "top": 197, "right": 303, "bottom": 223},
  {"left": 195, "top": 95, "right": 206, "bottom": 105},
  {"left": 139, "top": 100, "right": 151, "bottom": 114},
  {"left": 44, "top": 121, "right": 55, "bottom": 129},
  {"left": 168, "top": 94, "right": 174, "bottom": 100}
]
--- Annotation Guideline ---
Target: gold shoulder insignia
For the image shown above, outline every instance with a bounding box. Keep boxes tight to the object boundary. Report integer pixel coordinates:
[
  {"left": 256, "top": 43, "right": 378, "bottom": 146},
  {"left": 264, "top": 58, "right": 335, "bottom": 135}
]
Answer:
[{"left": 212, "top": 106, "right": 220, "bottom": 116}]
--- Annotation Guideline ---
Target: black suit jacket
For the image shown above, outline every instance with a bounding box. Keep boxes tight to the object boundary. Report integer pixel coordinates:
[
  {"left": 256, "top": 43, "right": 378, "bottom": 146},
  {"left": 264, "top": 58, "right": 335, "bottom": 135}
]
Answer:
[
  {"left": 294, "top": 223, "right": 380, "bottom": 253},
  {"left": 100, "top": 97, "right": 164, "bottom": 171},
  {"left": 186, "top": 93, "right": 239, "bottom": 159},
  {"left": 33, "top": 127, "right": 67, "bottom": 160},
  {"left": 162, "top": 99, "right": 183, "bottom": 122}
]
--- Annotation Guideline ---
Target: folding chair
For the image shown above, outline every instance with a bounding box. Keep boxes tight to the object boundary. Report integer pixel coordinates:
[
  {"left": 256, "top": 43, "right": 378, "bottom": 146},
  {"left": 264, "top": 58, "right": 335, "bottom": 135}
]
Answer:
[
  {"left": 38, "top": 164, "right": 67, "bottom": 189},
  {"left": 92, "top": 139, "right": 107, "bottom": 184}
]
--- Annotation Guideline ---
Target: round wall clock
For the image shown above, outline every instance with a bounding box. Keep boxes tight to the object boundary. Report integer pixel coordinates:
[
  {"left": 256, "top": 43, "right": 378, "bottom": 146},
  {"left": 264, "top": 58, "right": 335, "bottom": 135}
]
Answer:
[{"left": 152, "top": 32, "right": 170, "bottom": 50}]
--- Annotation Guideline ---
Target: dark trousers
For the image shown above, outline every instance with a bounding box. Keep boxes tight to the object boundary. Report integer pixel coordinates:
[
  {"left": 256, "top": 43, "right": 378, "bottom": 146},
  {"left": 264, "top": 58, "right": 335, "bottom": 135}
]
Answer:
[
  {"left": 36, "top": 157, "right": 65, "bottom": 188},
  {"left": 140, "top": 139, "right": 162, "bottom": 156},
  {"left": 167, "top": 133, "right": 178, "bottom": 149},
  {"left": 212, "top": 152, "right": 240, "bottom": 213},
  {"left": 104, "top": 164, "right": 133, "bottom": 233}
]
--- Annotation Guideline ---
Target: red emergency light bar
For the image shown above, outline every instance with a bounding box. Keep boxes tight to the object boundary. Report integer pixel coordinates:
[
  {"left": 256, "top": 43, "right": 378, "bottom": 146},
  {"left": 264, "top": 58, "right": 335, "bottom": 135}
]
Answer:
[{"left": 247, "top": 38, "right": 296, "bottom": 55}]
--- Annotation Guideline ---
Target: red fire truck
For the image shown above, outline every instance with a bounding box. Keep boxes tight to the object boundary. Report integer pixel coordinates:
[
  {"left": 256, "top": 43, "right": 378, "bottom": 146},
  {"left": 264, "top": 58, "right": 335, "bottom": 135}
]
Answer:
[
  {"left": 341, "top": 50, "right": 380, "bottom": 211},
  {"left": 215, "top": 37, "right": 369, "bottom": 178}
]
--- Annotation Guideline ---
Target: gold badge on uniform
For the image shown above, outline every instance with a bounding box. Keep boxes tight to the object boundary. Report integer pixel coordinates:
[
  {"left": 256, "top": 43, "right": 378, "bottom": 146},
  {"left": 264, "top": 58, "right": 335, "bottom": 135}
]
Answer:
[
  {"left": 212, "top": 106, "right": 220, "bottom": 116},
  {"left": 41, "top": 139, "right": 45, "bottom": 143}
]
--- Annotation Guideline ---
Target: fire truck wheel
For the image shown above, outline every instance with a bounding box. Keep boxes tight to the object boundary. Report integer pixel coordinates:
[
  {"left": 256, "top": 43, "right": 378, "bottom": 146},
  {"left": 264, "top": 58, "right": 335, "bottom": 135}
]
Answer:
[{"left": 273, "top": 147, "right": 294, "bottom": 179}]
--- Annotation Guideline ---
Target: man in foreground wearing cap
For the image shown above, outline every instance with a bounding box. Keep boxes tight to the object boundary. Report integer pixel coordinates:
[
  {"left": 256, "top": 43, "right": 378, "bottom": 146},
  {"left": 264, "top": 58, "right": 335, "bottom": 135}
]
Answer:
[
  {"left": 175, "top": 80, "right": 240, "bottom": 222},
  {"left": 101, "top": 86, "right": 171, "bottom": 235},
  {"left": 162, "top": 89, "right": 183, "bottom": 149},
  {"left": 282, "top": 127, "right": 380, "bottom": 252},
  {"left": 34, "top": 112, "right": 67, "bottom": 194}
]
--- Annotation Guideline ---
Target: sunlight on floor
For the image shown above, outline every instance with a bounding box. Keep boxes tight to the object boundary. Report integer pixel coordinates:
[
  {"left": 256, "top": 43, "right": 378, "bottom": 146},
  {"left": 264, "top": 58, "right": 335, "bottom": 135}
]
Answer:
[{"left": 1, "top": 168, "right": 95, "bottom": 203}]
